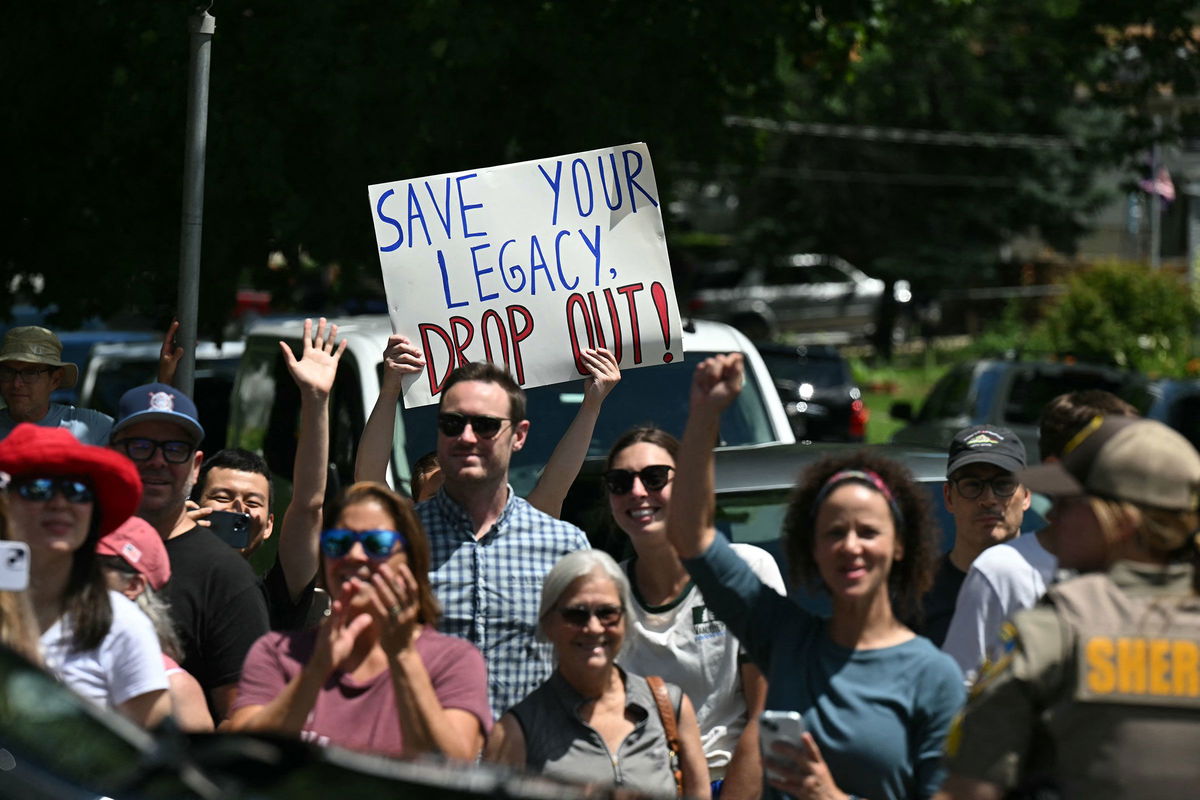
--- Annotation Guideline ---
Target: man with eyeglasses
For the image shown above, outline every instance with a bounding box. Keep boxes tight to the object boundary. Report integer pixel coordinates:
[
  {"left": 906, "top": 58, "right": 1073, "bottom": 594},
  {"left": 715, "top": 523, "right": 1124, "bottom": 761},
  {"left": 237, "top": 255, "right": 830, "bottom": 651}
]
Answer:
[
  {"left": 417, "top": 361, "right": 590, "bottom": 720},
  {"left": 0, "top": 326, "right": 113, "bottom": 445},
  {"left": 913, "top": 425, "right": 1031, "bottom": 648},
  {"left": 110, "top": 382, "right": 268, "bottom": 721}
]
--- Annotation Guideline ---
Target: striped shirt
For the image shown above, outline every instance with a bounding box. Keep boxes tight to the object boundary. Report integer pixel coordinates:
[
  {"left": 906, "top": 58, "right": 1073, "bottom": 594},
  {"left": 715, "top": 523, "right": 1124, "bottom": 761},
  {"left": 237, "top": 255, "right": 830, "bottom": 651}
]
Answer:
[{"left": 418, "top": 487, "right": 590, "bottom": 719}]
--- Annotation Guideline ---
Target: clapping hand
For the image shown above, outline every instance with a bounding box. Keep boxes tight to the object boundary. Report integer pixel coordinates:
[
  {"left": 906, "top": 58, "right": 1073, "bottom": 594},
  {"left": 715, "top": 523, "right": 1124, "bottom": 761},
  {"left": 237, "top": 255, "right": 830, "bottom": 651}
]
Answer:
[
  {"left": 157, "top": 319, "right": 185, "bottom": 385},
  {"left": 368, "top": 561, "right": 421, "bottom": 655},
  {"left": 311, "top": 581, "right": 375, "bottom": 678}
]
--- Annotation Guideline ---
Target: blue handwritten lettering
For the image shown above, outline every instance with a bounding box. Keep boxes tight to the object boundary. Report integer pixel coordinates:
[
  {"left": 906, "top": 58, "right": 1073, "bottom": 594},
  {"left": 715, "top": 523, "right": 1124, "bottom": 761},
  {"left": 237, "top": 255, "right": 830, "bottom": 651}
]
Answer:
[
  {"left": 528, "top": 235, "right": 554, "bottom": 296},
  {"left": 599, "top": 153, "right": 623, "bottom": 211},
  {"left": 376, "top": 189, "right": 403, "bottom": 252},
  {"left": 579, "top": 225, "right": 602, "bottom": 285},
  {"left": 538, "top": 160, "right": 564, "bottom": 226},
  {"left": 437, "top": 250, "right": 468, "bottom": 309},
  {"left": 572, "top": 158, "right": 594, "bottom": 218},
  {"left": 407, "top": 184, "right": 433, "bottom": 247},
  {"left": 471, "top": 243, "right": 499, "bottom": 302},
  {"left": 425, "top": 178, "right": 453, "bottom": 238},
  {"left": 455, "top": 173, "right": 486, "bottom": 239},
  {"left": 554, "top": 230, "right": 580, "bottom": 290},
  {"left": 622, "top": 149, "right": 659, "bottom": 213},
  {"left": 498, "top": 239, "right": 525, "bottom": 293}
]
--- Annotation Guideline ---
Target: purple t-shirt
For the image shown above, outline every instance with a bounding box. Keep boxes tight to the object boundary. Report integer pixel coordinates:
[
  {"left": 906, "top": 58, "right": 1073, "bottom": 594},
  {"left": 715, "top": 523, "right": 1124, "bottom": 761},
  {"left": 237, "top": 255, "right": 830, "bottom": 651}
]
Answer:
[{"left": 234, "top": 625, "right": 492, "bottom": 757}]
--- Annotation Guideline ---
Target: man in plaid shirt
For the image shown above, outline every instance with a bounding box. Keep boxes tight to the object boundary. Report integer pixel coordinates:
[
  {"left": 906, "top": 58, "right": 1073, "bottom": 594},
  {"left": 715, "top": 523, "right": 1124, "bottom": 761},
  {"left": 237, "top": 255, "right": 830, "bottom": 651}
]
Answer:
[{"left": 417, "top": 362, "right": 590, "bottom": 719}]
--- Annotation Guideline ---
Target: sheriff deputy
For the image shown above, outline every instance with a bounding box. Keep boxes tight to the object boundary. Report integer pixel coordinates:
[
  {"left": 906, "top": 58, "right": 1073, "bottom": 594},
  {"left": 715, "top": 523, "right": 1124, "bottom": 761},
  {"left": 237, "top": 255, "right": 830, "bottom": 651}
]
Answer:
[{"left": 936, "top": 415, "right": 1200, "bottom": 800}]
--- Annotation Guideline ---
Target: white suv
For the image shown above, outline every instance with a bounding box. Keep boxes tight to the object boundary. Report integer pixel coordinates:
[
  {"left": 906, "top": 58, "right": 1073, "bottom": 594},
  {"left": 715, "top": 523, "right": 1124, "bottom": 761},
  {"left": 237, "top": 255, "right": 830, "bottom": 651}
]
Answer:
[{"left": 228, "top": 315, "right": 794, "bottom": 497}]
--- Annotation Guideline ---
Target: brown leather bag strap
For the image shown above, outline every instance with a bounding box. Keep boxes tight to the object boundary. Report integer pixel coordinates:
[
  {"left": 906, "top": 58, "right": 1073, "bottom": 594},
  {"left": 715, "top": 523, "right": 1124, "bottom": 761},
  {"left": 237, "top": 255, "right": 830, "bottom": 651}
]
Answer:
[{"left": 646, "top": 675, "right": 683, "bottom": 796}]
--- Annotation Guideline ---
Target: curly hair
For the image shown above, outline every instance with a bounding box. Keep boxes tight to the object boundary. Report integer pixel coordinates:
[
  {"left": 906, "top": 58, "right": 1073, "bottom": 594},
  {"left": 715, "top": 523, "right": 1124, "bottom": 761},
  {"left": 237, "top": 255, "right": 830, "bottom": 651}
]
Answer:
[{"left": 784, "top": 451, "right": 939, "bottom": 623}]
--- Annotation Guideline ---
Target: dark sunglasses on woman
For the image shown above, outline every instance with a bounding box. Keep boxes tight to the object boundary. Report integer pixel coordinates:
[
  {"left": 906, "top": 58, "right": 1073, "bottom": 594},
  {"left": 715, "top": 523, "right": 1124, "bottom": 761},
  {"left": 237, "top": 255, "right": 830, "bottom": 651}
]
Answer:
[
  {"left": 603, "top": 465, "right": 674, "bottom": 495},
  {"left": 558, "top": 604, "right": 624, "bottom": 627},
  {"left": 436, "top": 412, "right": 510, "bottom": 439},
  {"left": 11, "top": 476, "right": 94, "bottom": 503},
  {"left": 320, "top": 528, "right": 407, "bottom": 560}
]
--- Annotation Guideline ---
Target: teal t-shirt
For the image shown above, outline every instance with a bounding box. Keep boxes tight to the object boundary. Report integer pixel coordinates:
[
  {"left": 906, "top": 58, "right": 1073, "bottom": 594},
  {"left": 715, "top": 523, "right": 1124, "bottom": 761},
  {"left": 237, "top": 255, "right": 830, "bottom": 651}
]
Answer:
[{"left": 684, "top": 535, "right": 966, "bottom": 800}]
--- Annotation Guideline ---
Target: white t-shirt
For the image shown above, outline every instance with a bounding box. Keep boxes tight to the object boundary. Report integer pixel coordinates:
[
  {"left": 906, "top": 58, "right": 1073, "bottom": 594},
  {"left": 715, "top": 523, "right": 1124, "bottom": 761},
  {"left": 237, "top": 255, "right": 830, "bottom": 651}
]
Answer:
[
  {"left": 621, "top": 543, "right": 786, "bottom": 779},
  {"left": 941, "top": 533, "right": 1057, "bottom": 685},
  {"left": 40, "top": 590, "right": 168, "bottom": 709}
]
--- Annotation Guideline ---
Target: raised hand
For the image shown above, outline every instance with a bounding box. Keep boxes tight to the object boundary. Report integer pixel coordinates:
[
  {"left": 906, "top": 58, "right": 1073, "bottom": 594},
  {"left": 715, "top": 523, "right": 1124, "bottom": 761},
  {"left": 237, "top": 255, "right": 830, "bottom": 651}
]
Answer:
[
  {"left": 580, "top": 347, "right": 621, "bottom": 402},
  {"left": 381, "top": 335, "right": 426, "bottom": 390},
  {"left": 368, "top": 561, "right": 422, "bottom": 656},
  {"left": 280, "top": 317, "right": 347, "bottom": 398},
  {"left": 690, "top": 353, "right": 745, "bottom": 415},
  {"left": 157, "top": 319, "right": 185, "bottom": 385}
]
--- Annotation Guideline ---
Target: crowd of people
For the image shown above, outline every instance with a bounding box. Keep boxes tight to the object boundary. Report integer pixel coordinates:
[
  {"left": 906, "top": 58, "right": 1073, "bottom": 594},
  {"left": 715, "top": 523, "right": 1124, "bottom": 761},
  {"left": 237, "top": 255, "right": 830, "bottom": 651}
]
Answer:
[{"left": 1, "top": 319, "right": 1199, "bottom": 800}]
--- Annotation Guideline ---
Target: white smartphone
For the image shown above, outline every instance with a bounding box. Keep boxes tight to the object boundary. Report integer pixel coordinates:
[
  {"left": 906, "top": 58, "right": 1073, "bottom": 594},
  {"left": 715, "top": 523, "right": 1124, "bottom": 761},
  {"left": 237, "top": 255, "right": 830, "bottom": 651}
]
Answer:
[
  {"left": 760, "top": 709, "right": 806, "bottom": 761},
  {"left": 0, "top": 541, "right": 30, "bottom": 592}
]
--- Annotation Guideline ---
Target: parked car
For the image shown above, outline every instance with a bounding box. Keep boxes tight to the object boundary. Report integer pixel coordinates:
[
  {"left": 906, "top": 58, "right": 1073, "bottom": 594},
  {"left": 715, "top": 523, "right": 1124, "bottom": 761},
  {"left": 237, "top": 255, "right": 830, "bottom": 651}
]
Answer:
[
  {"left": 1146, "top": 377, "right": 1200, "bottom": 452},
  {"left": 79, "top": 339, "right": 245, "bottom": 453},
  {"left": 685, "top": 252, "right": 912, "bottom": 342},
  {"left": 228, "top": 316, "right": 794, "bottom": 502},
  {"left": 755, "top": 342, "right": 868, "bottom": 442},
  {"left": 889, "top": 359, "right": 1155, "bottom": 462}
]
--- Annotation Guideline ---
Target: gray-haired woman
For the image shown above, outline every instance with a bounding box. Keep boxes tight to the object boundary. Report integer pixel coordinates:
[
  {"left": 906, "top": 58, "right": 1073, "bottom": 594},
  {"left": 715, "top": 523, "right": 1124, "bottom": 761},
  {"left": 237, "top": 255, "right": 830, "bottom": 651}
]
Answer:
[{"left": 486, "top": 550, "right": 711, "bottom": 798}]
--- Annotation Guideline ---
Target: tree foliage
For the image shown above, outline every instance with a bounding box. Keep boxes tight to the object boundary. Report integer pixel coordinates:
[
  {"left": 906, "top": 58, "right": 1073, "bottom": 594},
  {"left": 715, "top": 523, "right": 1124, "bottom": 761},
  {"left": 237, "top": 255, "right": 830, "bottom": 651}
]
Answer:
[{"left": 1, "top": 1, "right": 1197, "bottom": 336}]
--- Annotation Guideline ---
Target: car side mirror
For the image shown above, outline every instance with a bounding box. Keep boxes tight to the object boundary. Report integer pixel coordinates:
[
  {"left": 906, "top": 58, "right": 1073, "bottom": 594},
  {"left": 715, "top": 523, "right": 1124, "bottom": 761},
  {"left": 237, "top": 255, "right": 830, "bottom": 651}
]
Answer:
[{"left": 890, "top": 401, "right": 914, "bottom": 421}]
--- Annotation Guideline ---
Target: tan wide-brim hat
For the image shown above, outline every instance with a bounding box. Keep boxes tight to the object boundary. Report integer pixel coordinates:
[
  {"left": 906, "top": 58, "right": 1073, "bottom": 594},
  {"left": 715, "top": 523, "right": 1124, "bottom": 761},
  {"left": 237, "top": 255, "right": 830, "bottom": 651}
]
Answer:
[{"left": 0, "top": 326, "right": 78, "bottom": 388}]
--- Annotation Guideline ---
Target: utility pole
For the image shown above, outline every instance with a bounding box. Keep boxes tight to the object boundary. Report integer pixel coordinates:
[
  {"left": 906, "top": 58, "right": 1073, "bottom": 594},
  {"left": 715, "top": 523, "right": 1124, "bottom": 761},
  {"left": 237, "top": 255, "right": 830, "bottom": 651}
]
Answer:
[{"left": 176, "top": 3, "right": 215, "bottom": 396}]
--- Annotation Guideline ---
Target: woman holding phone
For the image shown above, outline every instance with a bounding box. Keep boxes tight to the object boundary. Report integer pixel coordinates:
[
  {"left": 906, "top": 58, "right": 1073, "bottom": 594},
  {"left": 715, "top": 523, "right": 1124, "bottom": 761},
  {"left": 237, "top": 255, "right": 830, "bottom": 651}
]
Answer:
[
  {"left": 0, "top": 424, "right": 170, "bottom": 728},
  {"left": 666, "top": 355, "right": 965, "bottom": 800}
]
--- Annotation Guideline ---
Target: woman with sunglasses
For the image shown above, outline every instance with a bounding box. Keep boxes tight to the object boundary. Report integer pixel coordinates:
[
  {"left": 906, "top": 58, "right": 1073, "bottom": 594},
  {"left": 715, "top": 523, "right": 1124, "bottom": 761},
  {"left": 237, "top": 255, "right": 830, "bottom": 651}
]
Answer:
[
  {"left": 668, "top": 355, "right": 964, "bottom": 800},
  {"left": 229, "top": 482, "right": 491, "bottom": 760},
  {"left": 486, "top": 549, "right": 711, "bottom": 798},
  {"left": 604, "top": 427, "right": 785, "bottom": 800},
  {"left": 0, "top": 424, "right": 171, "bottom": 729}
]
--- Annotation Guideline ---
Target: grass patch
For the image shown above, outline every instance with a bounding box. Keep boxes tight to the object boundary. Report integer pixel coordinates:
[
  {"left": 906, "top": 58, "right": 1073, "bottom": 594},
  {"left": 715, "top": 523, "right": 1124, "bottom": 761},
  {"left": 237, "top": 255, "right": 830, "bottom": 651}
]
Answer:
[{"left": 849, "top": 352, "right": 950, "bottom": 444}]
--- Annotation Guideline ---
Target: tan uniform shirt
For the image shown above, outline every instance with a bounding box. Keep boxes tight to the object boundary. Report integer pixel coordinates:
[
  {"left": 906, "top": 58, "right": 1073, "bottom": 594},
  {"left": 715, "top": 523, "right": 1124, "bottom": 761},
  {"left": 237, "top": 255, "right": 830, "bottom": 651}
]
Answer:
[{"left": 945, "top": 560, "right": 1200, "bottom": 799}]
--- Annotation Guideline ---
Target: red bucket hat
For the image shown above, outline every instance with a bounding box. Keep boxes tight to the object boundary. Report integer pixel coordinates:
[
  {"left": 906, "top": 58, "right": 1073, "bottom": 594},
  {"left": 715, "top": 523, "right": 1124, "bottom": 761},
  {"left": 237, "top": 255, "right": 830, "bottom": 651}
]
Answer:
[{"left": 0, "top": 423, "right": 142, "bottom": 537}]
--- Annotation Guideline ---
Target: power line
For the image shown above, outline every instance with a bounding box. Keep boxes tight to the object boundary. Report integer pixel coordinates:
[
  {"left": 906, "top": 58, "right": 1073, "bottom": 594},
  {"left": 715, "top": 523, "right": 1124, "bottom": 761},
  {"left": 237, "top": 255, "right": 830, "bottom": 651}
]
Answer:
[{"left": 725, "top": 115, "right": 1073, "bottom": 150}]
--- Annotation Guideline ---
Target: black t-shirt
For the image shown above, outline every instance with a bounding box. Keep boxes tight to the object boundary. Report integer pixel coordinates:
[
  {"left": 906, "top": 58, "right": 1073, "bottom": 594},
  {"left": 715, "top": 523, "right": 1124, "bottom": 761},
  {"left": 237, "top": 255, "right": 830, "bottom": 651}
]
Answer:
[
  {"left": 913, "top": 554, "right": 966, "bottom": 647},
  {"left": 259, "top": 559, "right": 319, "bottom": 631},
  {"left": 163, "top": 526, "right": 270, "bottom": 692}
]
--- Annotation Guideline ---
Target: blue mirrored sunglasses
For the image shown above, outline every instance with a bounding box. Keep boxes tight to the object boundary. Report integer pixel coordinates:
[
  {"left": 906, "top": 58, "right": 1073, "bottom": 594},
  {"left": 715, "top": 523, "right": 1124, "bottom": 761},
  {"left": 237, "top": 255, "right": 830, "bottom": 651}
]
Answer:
[{"left": 319, "top": 528, "right": 407, "bottom": 560}]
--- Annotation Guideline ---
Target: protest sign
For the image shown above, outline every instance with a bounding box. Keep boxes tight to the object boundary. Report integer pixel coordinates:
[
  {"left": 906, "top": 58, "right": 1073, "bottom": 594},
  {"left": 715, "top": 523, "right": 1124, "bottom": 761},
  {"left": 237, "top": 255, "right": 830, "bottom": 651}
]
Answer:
[{"left": 368, "top": 142, "right": 683, "bottom": 408}]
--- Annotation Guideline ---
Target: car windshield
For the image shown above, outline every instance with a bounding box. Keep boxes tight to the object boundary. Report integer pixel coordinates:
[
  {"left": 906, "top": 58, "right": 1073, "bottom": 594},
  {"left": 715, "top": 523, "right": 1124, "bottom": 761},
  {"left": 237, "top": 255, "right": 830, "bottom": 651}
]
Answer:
[
  {"left": 759, "top": 353, "right": 849, "bottom": 386},
  {"left": 395, "top": 351, "right": 777, "bottom": 494},
  {"left": 1004, "top": 367, "right": 1154, "bottom": 425}
]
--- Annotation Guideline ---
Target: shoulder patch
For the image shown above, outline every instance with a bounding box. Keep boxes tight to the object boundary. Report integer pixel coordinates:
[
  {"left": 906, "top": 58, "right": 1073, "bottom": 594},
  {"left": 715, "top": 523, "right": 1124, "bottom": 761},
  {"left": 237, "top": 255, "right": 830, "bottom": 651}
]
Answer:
[{"left": 970, "top": 622, "right": 1020, "bottom": 697}]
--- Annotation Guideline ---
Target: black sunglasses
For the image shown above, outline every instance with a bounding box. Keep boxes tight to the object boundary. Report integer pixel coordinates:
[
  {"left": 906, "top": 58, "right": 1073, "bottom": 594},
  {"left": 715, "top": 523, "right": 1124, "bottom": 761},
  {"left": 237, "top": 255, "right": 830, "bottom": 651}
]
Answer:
[
  {"left": 952, "top": 475, "right": 1019, "bottom": 500},
  {"left": 437, "top": 412, "right": 510, "bottom": 439},
  {"left": 558, "top": 604, "right": 624, "bottom": 627},
  {"left": 603, "top": 465, "right": 674, "bottom": 495},
  {"left": 113, "top": 437, "right": 196, "bottom": 464},
  {"left": 320, "top": 528, "right": 407, "bottom": 560},
  {"left": 12, "top": 477, "right": 94, "bottom": 504}
]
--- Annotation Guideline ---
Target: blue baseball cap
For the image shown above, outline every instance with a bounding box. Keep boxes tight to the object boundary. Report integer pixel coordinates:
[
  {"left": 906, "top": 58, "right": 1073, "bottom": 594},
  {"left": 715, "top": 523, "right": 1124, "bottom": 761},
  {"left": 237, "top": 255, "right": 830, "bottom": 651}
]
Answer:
[{"left": 112, "top": 382, "right": 205, "bottom": 444}]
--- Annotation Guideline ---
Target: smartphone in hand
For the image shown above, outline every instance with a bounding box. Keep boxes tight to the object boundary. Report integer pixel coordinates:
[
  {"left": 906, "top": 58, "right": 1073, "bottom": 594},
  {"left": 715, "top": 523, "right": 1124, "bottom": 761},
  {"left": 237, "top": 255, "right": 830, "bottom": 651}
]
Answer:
[
  {"left": 207, "top": 510, "right": 252, "bottom": 549},
  {"left": 760, "top": 709, "right": 807, "bottom": 780},
  {"left": 0, "top": 541, "right": 31, "bottom": 591}
]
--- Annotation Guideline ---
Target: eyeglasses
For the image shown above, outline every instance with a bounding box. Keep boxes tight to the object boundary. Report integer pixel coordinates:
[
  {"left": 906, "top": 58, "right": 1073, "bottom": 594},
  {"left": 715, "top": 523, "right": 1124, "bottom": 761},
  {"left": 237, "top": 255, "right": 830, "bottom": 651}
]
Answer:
[
  {"left": 320, "top": 528, "right": 407, "bottom": 560},
  {"left": 603, "top": 465, "right": 674, "bottom": 495},
  {"left": 0, "top": 366, "right": 54, "bottom": 383},
  {"left": 558, "top": 604, "right": 624, "bottom": 627},
  {"left": 113, "top": 438, "right": 196, "bottom": 464},
  {"left": 11, "top": 477, "right": 94, "bottom": 504},
  {"left": 437, "top": 412, "right": 510, "bottom": 439},
  {"left": 952, "top": 475, "right": 1020, "bottom": 499}
]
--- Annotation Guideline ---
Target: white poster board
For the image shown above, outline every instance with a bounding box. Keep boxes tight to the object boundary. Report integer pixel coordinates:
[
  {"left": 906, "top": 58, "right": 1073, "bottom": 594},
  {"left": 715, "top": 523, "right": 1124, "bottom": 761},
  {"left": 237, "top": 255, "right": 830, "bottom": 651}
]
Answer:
[{"left": 368, "top": 142, "right": 683, "bottom": 407}]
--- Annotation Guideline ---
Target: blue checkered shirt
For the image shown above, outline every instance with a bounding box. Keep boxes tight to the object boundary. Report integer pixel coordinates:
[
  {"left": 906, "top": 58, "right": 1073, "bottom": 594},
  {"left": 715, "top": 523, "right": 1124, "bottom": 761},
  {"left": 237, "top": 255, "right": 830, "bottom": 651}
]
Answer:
[{"left": 418, "top": 487, "right": 590, "bottom": 719}]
